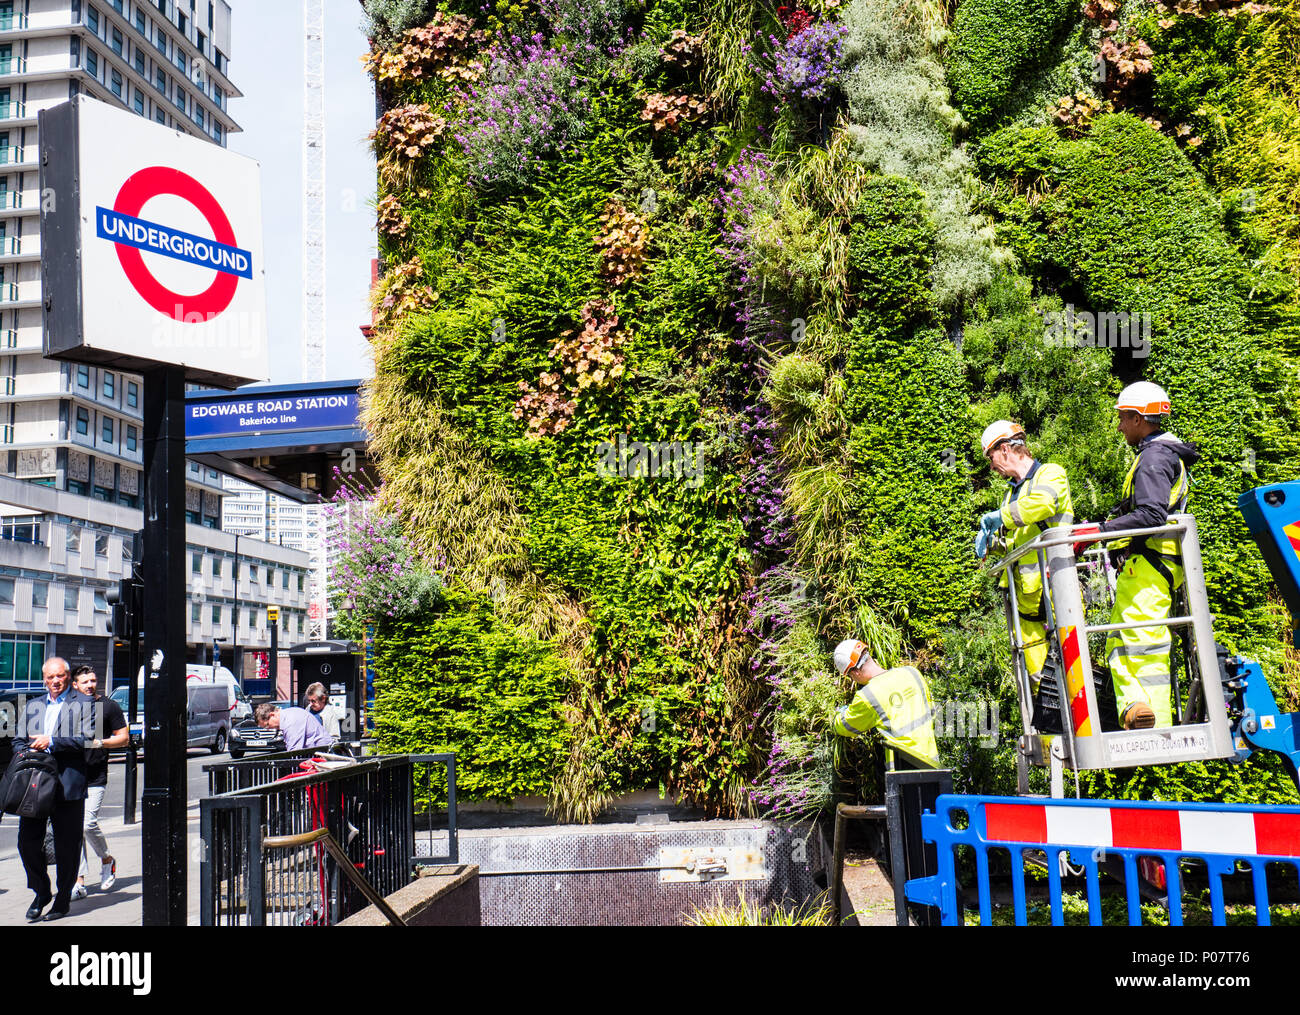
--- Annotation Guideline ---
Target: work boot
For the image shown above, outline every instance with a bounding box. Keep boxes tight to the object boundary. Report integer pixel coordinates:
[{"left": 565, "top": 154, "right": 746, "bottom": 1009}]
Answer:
[{"left": 1121, "top": 703, "right": 1156, "bottom": 730}]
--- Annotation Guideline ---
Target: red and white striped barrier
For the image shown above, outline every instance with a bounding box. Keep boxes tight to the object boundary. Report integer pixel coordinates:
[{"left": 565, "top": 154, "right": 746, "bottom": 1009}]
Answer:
[{"left": 983, "top": 801, "right": 1300, "bottom": 857}]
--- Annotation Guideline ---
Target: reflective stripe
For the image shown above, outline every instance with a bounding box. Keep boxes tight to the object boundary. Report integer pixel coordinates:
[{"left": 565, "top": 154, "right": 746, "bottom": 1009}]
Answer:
[
  {"left": 1108, "top": 641, "right": 1172, "bottom": 660},
  {"left": 895, "top": 710, "right": 934, "bottom": 735},
  {"left": 1142, "top": 672, "right": 1172, "bottom": 688},
  {"left": 834, "top": 705, "right": 869, "bottom": 736},
  {"left": 1049, "top": 512, "right": 1075, "bottom": 525},
  {"left": 858, "top": 683, "right": 886, "bottom": 727},
  {"left": 1008, "top": 500, "right": 1025, "bottom": 527}
]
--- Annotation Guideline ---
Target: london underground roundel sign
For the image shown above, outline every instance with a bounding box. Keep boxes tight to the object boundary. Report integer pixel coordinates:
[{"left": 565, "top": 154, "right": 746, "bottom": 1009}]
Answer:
[
  {"left": 97, "top": 166, "right": 253, "bottom": 322},
  {"left": 39, "top": 95, "right": 268, "bottom": 388}
]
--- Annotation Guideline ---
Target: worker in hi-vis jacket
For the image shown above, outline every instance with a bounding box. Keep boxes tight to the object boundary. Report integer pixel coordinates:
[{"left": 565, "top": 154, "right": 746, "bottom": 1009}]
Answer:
[{"left": 830, "top": 639, "right": 938, "bottom": 770}]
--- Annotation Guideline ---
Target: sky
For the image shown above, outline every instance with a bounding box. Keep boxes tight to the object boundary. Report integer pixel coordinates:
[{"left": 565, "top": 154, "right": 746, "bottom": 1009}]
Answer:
[{"left": 227, "top": 0, "right": 378, "bottom": 386}]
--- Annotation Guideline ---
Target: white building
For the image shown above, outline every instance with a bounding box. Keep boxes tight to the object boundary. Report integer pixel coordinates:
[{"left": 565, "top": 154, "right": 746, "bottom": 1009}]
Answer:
[
  {"left": 0, "top": 1, "right": 308, "bottom": 688},
  {"left": 221, "top": 475, "right": 322, "bottom": 555},
  {"left": 0, "top": 474, "right": 310, "bottom": 689}
]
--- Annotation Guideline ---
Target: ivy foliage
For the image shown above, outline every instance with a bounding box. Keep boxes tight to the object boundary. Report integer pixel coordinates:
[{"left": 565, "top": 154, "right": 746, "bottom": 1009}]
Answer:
[
  {"left": 371, "top": 584, "right": 574, "bottom": 801},
  {"left": 946, "top": 0, "right": 1080, "bottom": 134}
]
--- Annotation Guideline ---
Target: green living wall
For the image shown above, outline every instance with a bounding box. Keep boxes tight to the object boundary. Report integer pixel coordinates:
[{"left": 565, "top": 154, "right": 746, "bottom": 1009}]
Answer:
[{"left": 350, "top": 0, "right": 1300, "bottom": 817}]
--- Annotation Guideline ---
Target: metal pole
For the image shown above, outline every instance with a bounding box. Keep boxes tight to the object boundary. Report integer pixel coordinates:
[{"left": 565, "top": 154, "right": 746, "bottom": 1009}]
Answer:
[
  {"left": 123, "top": 569, "right": 140, "bottom": 824},
  {"left": 141, "top": 365, "right": 188, "bottom": 926}
]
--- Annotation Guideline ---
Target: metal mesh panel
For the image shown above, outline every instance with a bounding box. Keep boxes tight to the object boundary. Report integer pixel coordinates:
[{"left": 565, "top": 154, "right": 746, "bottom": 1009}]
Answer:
[{"left": 434, "top": 821, "right": 824, "bottom": 926}]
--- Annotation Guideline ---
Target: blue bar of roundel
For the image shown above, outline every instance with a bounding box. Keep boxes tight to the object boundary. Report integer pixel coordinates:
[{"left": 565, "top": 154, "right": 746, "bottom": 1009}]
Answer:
[{"left": 96, "top": 206, "right": 254, "bottom": 280}]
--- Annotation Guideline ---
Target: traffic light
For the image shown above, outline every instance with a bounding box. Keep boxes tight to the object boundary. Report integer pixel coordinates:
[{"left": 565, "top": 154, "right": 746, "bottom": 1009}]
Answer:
[{"left": 107, "top": 579, "right": 132, "bottom": 640}]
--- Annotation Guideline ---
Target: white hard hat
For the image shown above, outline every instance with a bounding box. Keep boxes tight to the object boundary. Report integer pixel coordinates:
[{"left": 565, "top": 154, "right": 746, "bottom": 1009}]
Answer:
[
  {"left": 980, "top": 420, "right": 1026, "bottom": 456},
  {"left": 834, "top": 639, "right": 870, "bottom": 676},
  {"left": 1116, "top": 381, "right": 1170, "bottom": 417}
]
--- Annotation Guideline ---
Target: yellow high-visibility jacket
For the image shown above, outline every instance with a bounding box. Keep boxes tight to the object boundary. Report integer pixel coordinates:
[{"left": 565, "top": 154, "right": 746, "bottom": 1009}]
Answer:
[
  {"left": 832, "top": 665, "right": 939, "bottom": 768},
  {"left": 997, "top": 460, "right": 1074, "bottom": 611}
]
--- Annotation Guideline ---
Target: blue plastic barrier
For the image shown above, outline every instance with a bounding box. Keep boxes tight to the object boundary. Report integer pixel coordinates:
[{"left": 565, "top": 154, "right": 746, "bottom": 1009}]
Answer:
[{"left": 904, "top": 794, "right": 1300, "bottom": 926}]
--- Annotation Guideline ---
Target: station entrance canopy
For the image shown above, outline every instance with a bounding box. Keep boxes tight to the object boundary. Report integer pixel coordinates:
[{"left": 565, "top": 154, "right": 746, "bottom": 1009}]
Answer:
[{"left": 185, "top": 380, "right": 370, "bottom": 502}]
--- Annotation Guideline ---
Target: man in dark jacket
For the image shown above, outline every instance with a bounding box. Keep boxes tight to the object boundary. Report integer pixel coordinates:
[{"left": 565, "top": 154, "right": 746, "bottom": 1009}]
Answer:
[
  {"left": 12, "top": 656, "right": 98, "bottom": 921},
  {"left": 1090, "top": 382, "right": 1200, "bottom": 730}
]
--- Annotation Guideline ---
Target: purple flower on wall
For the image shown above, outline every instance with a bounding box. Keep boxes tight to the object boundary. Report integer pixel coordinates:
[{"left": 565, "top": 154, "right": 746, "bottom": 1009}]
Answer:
[{"left": 753, "top": 20, "right": 848, "bottom": 106}]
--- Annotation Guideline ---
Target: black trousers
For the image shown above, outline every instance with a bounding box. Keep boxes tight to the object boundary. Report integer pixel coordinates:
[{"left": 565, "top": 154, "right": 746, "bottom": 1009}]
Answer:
[{"left": 18, "top": 798, "right": 86, "bottom": 904}]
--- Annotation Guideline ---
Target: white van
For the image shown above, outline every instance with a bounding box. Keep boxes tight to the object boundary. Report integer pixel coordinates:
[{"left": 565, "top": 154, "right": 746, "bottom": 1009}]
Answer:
[{"left": 135, "top": 663, "right": 238, "bottom": 711}]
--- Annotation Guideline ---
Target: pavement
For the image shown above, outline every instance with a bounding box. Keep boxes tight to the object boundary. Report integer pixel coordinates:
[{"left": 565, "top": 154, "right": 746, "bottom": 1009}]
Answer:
[{"left": 0, "top": 751, "right": 219, "bottom": 927}]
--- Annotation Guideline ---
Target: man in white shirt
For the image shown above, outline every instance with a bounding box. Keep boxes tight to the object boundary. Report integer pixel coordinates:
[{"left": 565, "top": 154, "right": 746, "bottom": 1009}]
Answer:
[{"left": 304, "top": 682, "right": 342, "bottom": 741}]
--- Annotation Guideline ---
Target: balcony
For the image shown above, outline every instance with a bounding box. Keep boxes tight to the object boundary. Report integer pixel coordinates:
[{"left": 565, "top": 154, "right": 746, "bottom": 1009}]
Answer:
[
  {"left": 0, "top": 145, "right": 27, "bottom": 166},
  {"left": 0, "top": 99, "right": 23, "bottom": 120},
  {"left": 0, "top": 12, "right": 28, "bottom": 32},
  {"left": 0, "top": 190, "right": 23, "bottom": 209},
  {"left": 0, "top": 282, "right": 19, "bottom": 302},
  {"left": 0, "top": 57, "right": 26, "bottom": 76}
]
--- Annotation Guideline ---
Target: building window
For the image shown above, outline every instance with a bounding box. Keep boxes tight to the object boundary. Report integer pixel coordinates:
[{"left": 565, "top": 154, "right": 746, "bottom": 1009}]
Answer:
[
  {"left": 88, "top": 6, "right": 99, "bottom": 35},
  {"left": 213, "top": 557, "right": 222, "bottom": 578},
  {"left": 134, "top": 89, "right": 144, "bottom": 115},
  {"left": 0, "top": 578, "right": 12, "bottom": 605},
  {"left": 103, "top": 372, "right": 115, "bottom": 398},
  {"left": 101, "top": 417, "right": 113, "bottom": 443},
  {"left": 127, "top": 381, "right": 139, "bottom": 408},
  {"left": 136, "top": 9, "right": 145, "bottom": 35},
  {"left": 155, "top": 68, "right": 166, "bottom": 95},
  {"left": 211, "top": 604, "right": 221, "bottom": 624},
  {"left": 86, "top": 49, "right": 98, "bottom": 78},
  {"left": 192, "top": 551, "right": 202, "bottom": 574},
  {"left": 127, "top": 425, "right": 137, "bottom": 452},
  {"left": 111, "top": 28, "right": 123, "bottom": 57},
  {"left": 297, "top": 574, "right": 304, "bottom": 593},
  {"left": 0, "top": 516, "right": 41, "bottom": 544},
  {"left": 155, "top": 107, "right": 165, "bottom": 125},
  {"left": 32, "top": 582, "right": 48, "bottom": 609},
  {"left": 111, "top": 69, "right": 123, "bottom": 99},
  {"left": 0, "top": 633, "right": 46, "bottom": 691},
  {"left": 76, "top": 407, "right": 89, "bottom": 435},
  {"left": 64, "top": 586, "right": 79, "bottom": 610},
  {"left": 77, "top": 365, "right": 90, "bottom": 388},
  {"left": 95, "top": 532, "right": 109, "bottom": 557},
  {"left": 93, "top": 590, "right": 108, "bottom": 613},
  {"left": 191, "top": 602, "right": 200, "bottom": 623},
  {"left": 68, "top": 479, "right": 88, "bottom": 496},
  {"left": 93, "top": 485, "right": 112, "bottom": 503},
  {"left": 66, "top": 526, "right": 81, "bottom": 553},
  {"left": 194, "top": 105, "right": 204, "bottom": 129},
  {"left": 134, "top": 47, "right": 145, "bottom": 75},
  {"left": 249, "top": 565, "right": 258, "bottom": 583},
  {"left": 116, "top": 493, "right": 139, "bottom": 509},
  {"left": 282, "top": 571, "right": 289, "bottom": 589}
]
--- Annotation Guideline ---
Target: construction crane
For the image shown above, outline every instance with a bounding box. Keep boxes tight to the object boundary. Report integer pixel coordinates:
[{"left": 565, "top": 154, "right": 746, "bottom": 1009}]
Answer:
[
  {"left": 991, "top": 481, "right": 1300, "bottom": 797},
  {"left": 303, "top": 0, "right": 328, "bottom": 641}
]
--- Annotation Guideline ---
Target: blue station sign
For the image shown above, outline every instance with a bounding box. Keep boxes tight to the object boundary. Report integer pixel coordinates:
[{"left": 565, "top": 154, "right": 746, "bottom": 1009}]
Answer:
[{"left": 187, "top": 385, "right": 360, "bottom": 438}]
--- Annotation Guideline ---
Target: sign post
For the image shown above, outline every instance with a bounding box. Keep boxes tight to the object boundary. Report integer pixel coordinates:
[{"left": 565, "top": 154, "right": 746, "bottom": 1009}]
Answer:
[{"left": 40, "top": 96, "right": 268, "bottom": 926}]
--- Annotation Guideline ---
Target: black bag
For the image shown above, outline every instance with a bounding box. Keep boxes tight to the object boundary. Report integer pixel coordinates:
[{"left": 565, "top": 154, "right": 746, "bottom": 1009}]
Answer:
[{"left": 1, "top": 749, "right": 60, "bottom": 820}]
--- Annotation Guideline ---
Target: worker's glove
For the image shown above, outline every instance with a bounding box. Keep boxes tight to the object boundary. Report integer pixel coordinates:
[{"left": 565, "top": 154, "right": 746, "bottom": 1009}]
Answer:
[
  {"left": 1071, "top": 523, "right": 1102, "bottom": 557},
  {"left": 975, "top": 510, "right": 1002, "bottom": 560}
]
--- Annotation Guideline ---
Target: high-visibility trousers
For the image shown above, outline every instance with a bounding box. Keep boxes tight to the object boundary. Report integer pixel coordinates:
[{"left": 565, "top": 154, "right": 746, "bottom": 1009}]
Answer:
[
  {"left": 1020, "top": 614, "right": 1049, "bottom": 694},
  {"left": 1105, "top": 553, "right": 1181, "bottom": 728}
]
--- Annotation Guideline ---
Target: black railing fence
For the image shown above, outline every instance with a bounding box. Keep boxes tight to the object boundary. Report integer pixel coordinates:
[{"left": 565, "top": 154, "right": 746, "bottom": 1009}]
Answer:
[{"left": 200, "top": 752, "right": 456, "bottom": 926}]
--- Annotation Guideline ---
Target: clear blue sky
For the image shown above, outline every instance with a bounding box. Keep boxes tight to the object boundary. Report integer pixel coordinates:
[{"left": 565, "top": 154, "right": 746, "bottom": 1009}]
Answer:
[{"left": 227, "top": 1, "right": 377, "bottom": 385}]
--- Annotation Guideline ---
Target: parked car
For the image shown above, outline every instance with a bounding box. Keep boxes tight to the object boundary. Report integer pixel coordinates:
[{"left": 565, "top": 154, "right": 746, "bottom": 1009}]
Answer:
[
  {"left": 109, "top": 683, "right": 233, "bottom": 755},
  {"left": 228, "top": 700, "right": 290, "bottom": 759}
]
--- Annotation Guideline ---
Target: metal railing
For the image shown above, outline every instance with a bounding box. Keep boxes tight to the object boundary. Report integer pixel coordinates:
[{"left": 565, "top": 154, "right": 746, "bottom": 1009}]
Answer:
[
  {"left": 0, "top": 57, "right": 26, "bottom": 75},
  {"left": 905, "top": 793, "right": 1300, "bottom": 926},
  {"left": 0, "top": 145, "right": 24, "bottom": 164},
  {"left": 0, "top": 100, "right": 25, "bottom": 119},
  {"left": 989, "top": 514, "right": 1233, "bottom": 781},
  {"left": 0, "top": 13, "right": 28, "bottom": 31},
  {"left": 200, "top": 752, "right": 456, "bottom": 926}
]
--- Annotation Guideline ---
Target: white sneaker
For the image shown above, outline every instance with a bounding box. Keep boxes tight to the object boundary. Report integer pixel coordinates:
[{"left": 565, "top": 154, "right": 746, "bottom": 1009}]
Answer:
[
  {"left": 71, "top": 884, "right": 88, "bottom": 901},
  {"left": 100, "top": 859, "right": 117, "bottom": 891}
]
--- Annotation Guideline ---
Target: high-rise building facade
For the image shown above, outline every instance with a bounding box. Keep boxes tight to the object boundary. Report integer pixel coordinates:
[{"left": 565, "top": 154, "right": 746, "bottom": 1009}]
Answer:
[
  {"left": 1, "top": 0, "right": 240, "bottom": 508},
  {"left": 0, "top": 1, "right": 311, "bottom": 688}
]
